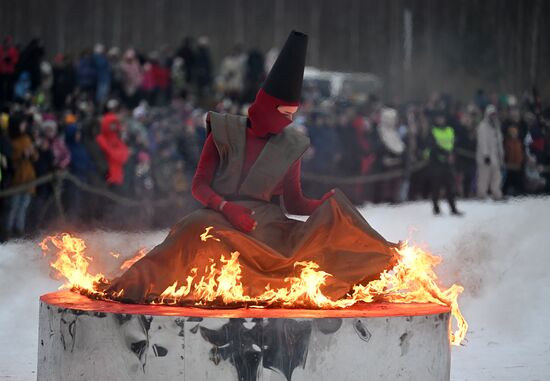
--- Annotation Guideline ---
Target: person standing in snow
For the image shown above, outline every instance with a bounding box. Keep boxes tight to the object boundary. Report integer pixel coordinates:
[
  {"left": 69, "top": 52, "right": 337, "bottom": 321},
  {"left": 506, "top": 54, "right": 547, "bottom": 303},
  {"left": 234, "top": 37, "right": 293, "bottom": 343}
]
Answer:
[
  {"left": 427, "top": 110, "right": 463, "bottom": 215},
  {"left": 503, "top": 125, "right": 524, "bottom": 196},
  {"left": 373, "top": 108, "right": 405, "bottom": 204},
  {"left": 454, "top": 109, "right": 477, "bottom": 198},
  {"left": 476, "top": 105, "right": 504, "bottom": 200}
]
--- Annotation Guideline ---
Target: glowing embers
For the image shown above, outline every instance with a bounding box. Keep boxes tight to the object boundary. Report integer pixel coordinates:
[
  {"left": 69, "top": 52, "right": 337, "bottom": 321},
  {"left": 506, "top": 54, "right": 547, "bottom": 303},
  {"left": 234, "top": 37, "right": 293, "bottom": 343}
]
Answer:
[{"left": 39, "top": 227, "right": 467, "bottom": 345}]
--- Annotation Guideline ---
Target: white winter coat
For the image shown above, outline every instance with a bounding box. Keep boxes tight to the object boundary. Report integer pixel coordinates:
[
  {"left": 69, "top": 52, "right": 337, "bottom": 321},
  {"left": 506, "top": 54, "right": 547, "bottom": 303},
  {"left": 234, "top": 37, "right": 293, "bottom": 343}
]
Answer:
[{"left": 476, "top": 108, "right": 504, "bottom": 166}]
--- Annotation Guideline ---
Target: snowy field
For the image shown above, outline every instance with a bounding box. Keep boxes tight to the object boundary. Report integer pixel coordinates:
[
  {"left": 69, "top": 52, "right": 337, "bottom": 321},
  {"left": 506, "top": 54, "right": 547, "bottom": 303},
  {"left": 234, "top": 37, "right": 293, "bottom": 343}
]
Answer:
[{"left": 1, "top": 198, "right": 549, "bottom": 380}]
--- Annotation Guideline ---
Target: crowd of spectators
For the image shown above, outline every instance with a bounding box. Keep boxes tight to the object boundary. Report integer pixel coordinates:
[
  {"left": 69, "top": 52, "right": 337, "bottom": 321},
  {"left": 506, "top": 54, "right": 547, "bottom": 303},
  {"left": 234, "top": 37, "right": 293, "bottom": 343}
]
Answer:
[{"left": 1, "top": 36, "right": 549, "bottom": 240}]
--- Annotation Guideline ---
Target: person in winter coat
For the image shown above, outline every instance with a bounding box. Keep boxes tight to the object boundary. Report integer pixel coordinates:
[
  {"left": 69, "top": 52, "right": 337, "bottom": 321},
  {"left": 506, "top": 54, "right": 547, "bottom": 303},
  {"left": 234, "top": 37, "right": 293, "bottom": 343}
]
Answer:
[
  {"left": 373, "top": 108, "right": 405, "bottom": 204},
  {"left": 42, "top": 119, "right": 71, "bottom": 170},
  {"left": 6, "top": 114, "right": 37, "bottom": 237},
  {"left": 524, "top": 154, "right": 546, "bottom": 193},
  {"left": 76, "top": 50, "right": 97, "bottom": 99},
  {"left": 352, "top": 111, "right": 377, "bottom": 203},
  {"left": 476, "top": 105, "right": 504, "bottom": 199},
  {"left": 175, "top": 37, "right": 195, "bottom": 84},
  {"left": 0, "top": 114, "right": 12, "bottom": 240},
  {"left": 13, "top": 71, "right": 31, "bottom": 101},
  {"left": 141, "top": 52, "right": 169, "bottom": 106},
  {"left": 37, "top": 60, "right": 53, "bottom": 108},
  {"left": 427, "top": 110, "right": 462, "bottom": 215},
  {"left": 194, "top": 37, "right": 213, "bottom": 100},
  {"left": 96, "top": 100, "right": 129, "bottom": 190},
  {"left": 170, "top": 57, "right": 186, "bottom": 98},
  {"left": 120, "top": 49, "right": 143, "bottom": 108},
  {"left": 307, "top": 110, "right": 340, "bottom": 176},
  {"left": 525, "top": 112, "right": 545, "bottom": 164},
  {"left": 17, "top": 38, "right": 44, "bottom": 92},
  {"left": 52, "top": 54, "right": 76, "bottom": 111},
  {"left": 0, "top": 116, "right": 11, "bottom": 187},
  {"left": 503, "top": 125, "right": 524, "bottom": 195},
  {"left": 242, "top": 48, "right": 265, "bottom": 103},
  {"left": 107, "top": 47, "right": 123, "bottom": 100},
  {"left": 0, "top": 36, "right": 19, "bottom": 102},
  {"left": 454, "top": 110, "right": 477, "bottom": 197},
  {"left": 217, "top": 44, "right": 246, "bottom": 100},
  {"left": 65, "top": 118, "right": 95, "bottom": 182},
  {"left": 28, "top": 116, "right": 56, "bottom": 232},
  {"left": 65, "top": 121, "right": 96, "bottom": 222},
  {"left": 93, "top": 44, "right": 111, "bottom": 106}
]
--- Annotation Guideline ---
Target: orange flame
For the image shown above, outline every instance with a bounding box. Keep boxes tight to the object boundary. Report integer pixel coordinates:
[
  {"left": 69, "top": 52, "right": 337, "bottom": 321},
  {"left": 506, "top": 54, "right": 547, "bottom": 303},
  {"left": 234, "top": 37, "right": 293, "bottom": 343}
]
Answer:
[
  {"left": 120, "top": 248, "right": 147, "bottom": 271},
  {"left": 39, "top": 228, "right": 468, "bottom": 346},
  {"left": 200, "top": 226, "right": 220, "bottom": 242},
  {"left": 39, "top": 233, "right": 107, "bottom": 294}
]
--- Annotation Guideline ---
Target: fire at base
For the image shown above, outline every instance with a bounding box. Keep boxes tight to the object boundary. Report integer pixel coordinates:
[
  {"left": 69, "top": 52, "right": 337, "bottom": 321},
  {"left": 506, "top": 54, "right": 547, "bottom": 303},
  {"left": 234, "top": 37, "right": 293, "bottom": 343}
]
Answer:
[{"left": 39, "top": 227, "right": 468, "bottom": 346}]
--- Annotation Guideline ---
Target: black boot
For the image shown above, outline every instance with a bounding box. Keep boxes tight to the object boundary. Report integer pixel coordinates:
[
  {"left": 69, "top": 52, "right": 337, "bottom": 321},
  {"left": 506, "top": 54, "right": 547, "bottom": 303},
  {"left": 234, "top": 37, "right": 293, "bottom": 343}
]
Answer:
[
  {"left": 451, "top": 208, "right": 464, "bottom": 216},
  {"left": 449, "top": 198, "right": 464, "bottom": 216}
]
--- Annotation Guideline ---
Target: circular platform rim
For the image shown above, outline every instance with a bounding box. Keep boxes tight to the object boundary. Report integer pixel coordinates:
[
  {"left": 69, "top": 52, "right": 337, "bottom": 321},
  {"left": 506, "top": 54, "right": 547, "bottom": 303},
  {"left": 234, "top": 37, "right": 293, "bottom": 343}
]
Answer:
[{"left": 41, "top": 291, "right": 450, "bottom": 318}]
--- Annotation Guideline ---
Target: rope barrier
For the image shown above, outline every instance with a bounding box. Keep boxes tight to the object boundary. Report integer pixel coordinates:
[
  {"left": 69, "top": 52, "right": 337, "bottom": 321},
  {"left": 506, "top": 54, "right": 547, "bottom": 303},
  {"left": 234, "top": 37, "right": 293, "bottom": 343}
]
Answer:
[
  {"left": 0, "top": 149, "right": 548, "bottom": 199},
  {"left": 302, "top": 161, "right": 428, "bottom": 185},
  {"left": 0, "top": 171, "right": 174, "bottom": 208},
  {"left": 302, "top": 149, "right": 550, "bottom": 184},
  {"left": 0, "top": 173, "right": 56, "bottom": 197}
]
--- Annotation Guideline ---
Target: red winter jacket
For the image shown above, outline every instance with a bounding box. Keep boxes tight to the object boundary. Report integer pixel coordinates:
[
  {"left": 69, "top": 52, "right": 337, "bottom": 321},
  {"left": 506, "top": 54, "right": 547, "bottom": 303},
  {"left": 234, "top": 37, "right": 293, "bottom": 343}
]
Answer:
[
  {"left": 0, "top": 45, "right": 19, "bottom": 74},
  {"left": 96, "top": 112, "right": 130, "bottom": 185}
]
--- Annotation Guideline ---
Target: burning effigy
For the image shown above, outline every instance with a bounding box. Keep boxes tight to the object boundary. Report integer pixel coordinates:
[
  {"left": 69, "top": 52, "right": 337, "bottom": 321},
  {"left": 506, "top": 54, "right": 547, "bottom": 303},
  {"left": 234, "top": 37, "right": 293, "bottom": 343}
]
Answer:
[
  {"left": 37, "top": 31, "right": 466, "bottom": 381},
  {"left": 37, "top": 227, "right": 466, "bottom": 380},
  {"left": 39, "top": 228, "right": 467, "bottom": 344}
]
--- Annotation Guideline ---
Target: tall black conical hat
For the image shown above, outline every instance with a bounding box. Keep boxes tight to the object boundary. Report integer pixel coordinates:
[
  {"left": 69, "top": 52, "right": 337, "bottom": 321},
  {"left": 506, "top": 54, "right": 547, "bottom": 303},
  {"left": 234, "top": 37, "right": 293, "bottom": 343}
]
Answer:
[{"left": 262, "top": 30, "right": 308, "bottom": 103}]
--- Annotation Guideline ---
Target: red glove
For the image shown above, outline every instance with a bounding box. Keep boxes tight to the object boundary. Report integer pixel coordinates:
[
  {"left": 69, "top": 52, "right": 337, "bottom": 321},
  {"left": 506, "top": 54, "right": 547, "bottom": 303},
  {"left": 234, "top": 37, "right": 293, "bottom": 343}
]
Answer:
[{"left": 220, "top": 202, "right": 257, "bottom": 233}]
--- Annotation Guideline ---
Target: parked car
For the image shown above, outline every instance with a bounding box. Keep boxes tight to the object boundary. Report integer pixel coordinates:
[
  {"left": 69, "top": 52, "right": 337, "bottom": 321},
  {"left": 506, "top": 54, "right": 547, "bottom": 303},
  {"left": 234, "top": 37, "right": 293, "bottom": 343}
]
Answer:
[{"left": 303, "top": 67, "right": 382, "bottom": 103}]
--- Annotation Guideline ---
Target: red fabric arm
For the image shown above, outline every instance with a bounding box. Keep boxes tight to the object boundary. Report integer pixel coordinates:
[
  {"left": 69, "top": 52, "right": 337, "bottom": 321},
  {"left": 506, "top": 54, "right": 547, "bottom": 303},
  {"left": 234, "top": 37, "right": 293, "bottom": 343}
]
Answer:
[
  {"left": 282, "top": 160, "right": 323, "bottom": 215},
  {"left": 191, "top": 133, "right": 224, "bottom": 209}
]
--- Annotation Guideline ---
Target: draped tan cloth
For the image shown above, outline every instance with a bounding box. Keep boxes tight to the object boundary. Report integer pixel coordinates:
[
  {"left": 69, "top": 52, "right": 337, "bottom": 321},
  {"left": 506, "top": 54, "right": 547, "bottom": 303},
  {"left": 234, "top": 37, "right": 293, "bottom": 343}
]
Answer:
[{"left": 106, "top": 113, "right": 397, "bottom": 304}]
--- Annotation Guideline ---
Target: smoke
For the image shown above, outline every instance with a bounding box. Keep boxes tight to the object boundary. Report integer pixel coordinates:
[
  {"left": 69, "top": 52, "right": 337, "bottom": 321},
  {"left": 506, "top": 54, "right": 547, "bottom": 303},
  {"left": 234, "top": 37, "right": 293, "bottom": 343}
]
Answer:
[
  {"left": 445, "top": 198, "right": 550, "bottom": 336},
  {"left": 361, "top": 198, "right": 550, "bottom": 337}
]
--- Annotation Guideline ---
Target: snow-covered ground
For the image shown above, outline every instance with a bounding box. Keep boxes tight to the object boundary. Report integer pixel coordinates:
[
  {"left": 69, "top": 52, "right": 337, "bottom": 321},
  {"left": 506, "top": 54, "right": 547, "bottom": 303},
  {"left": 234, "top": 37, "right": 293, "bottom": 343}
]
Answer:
[{"left": 1, "top": 198, "right": 549, "bottom": 380}]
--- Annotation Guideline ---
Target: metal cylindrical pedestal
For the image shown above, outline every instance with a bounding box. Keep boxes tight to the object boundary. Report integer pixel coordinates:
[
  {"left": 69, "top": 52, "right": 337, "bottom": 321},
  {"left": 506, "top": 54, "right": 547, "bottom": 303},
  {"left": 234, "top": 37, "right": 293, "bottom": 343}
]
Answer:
[{"left": 38, "top": 291, "right": 451, "bottom": 381}]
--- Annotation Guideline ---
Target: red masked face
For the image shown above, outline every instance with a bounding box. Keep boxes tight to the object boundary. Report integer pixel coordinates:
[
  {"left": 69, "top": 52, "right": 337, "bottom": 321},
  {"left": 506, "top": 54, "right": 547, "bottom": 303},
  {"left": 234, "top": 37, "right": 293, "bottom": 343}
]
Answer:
[{"left": 247, "top": 89, "right": 299, "bottom": 138}]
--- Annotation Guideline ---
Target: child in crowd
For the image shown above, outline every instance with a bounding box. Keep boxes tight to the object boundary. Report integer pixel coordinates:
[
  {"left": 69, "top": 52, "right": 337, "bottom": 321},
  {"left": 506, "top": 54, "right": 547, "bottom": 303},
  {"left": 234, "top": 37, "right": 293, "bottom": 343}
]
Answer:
[{"left": 503, "top": 125, "right": 524, "bottom": 195}]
